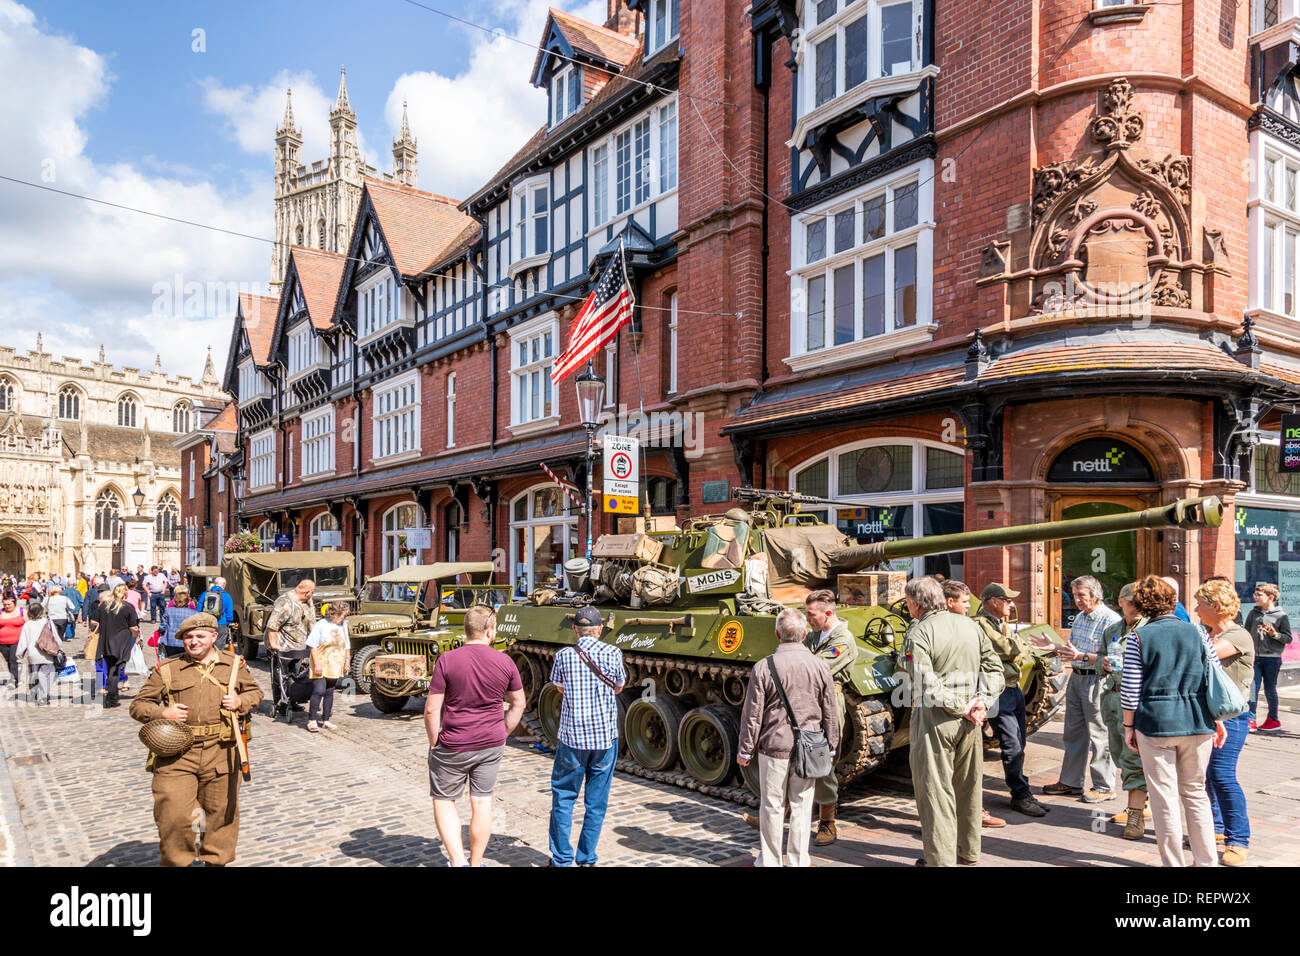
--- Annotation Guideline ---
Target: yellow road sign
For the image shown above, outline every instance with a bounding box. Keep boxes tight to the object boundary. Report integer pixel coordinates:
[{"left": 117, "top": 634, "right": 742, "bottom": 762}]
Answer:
[{"left": 603, "top": 494, "right": 639, "bottom": 514}]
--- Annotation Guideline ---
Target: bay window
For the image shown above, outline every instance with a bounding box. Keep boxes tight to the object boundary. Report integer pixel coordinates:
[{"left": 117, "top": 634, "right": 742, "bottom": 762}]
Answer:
[
  {"left": 1258, "top": 146, "right": 1300, "bottom": 318},
  {"left": 287, "top": 324, "right": 321, "bottom": 378},
  {"left": 511, "top": 176, "right": 550, "bottom": 269},
  {"left": 356, "top": 272, "right": 403, "bottom": 341},
  {"left": 590, "top": 98, "right": 678, "bottom": 229},
  {"left": 801, "top": 0, "right": 922, "bottom": 115},
  {"left": 647, "top": 0, "right": 680, "bottom": 55}
]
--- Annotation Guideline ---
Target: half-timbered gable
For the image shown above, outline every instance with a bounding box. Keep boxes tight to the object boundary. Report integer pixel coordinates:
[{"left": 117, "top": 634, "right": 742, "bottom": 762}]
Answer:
[
  {"left": 332, "top": 178, "right": 475, "bottom": 390},
  {"left": 220, "top": 293, "right": 278, "bottom": 437},
  {"left": 273, "top": 247, "right": 347, "bottom": 417},
  {"left": 470, "top": 9, "right": 679, "bottom": 336},
  {"left": 417, "top": 222, "right": 483, "bottom": 354}
]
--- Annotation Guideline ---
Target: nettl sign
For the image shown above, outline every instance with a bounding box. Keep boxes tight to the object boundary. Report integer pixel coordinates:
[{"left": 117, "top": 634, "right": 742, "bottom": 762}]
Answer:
[
  {"left": 1280, "top": 414, "right": 1300, "bottom": 473},
  {"left": 1047, "top": 437, "right": 1154, "bottom": 483}
]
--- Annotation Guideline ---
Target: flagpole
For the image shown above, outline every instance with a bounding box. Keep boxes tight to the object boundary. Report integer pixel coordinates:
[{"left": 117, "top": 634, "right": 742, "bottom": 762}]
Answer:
[{"left": 583, "top": 358, "right": 597, "bottom": 562}]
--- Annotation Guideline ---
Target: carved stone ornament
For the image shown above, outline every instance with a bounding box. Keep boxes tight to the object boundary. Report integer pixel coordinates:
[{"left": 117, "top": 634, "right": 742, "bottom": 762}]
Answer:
[
  {"left": 1089, "top": 78, "right": 1144, "bottom": 151},
  {"left": 978, "top": 77, "right": 1224, "bottom": 318}
]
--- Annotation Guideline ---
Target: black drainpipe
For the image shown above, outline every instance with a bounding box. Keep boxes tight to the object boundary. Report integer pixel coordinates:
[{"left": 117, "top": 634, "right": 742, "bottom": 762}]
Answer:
[{"left": 757, "top": 37, "right": 772, "bottom": 389}]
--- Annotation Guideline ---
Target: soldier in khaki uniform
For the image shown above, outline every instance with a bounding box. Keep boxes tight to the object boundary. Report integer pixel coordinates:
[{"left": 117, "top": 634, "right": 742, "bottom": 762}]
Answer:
[
  {"left": 130, "top": 612, "right": 263, "bottom": 866},
  {"left": 802, "top": 589, "right": 856, "bottom": 845},
  {"left": 741, "top": 589, "right": 857, "bottom": 844},
  {"left": 973, "top": 583, "right": 1050, "bottom": 819},
  {"left": 904, "top": 577, "right": 1004, "bottom": 866}
]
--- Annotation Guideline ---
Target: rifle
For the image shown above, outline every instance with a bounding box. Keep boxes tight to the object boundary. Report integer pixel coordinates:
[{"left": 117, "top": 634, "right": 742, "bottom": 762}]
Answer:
[{"left": 226, "top": 654, "right": 251, "bottom": 781}]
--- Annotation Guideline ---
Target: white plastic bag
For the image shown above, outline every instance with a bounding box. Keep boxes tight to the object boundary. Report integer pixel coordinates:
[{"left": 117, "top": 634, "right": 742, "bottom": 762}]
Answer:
[
  {"left": 56, "top": 662, "right": 81, "bottom": 684},
  {"left": 126, "top": 643, "right": 148, "bottom": 676}
]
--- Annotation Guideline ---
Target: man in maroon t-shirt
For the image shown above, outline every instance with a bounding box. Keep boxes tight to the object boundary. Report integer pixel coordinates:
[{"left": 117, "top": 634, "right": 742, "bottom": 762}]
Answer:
[{"left": 424, "top": 604, "right": 525, "bottom": 867}]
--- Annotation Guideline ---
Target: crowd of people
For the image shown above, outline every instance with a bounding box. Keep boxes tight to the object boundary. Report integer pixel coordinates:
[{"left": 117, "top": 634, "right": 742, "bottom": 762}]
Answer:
[{"left": 2, "top": 558, "right": 1291, "bottom": 869}]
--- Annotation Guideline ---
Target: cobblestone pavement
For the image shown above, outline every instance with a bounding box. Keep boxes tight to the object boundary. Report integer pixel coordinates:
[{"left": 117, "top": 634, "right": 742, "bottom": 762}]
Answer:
[{"left": 1, "top": 622, "right": 1298, "bottom": 867}]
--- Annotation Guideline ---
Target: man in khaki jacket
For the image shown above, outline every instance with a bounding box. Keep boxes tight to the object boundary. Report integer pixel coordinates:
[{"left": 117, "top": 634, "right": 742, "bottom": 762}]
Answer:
[
  {"left": 737, "top": 608, "right": 838, "bottom": 867},
  {"left": 906, "top": 576, "right": 1004, "bottom": 867}
]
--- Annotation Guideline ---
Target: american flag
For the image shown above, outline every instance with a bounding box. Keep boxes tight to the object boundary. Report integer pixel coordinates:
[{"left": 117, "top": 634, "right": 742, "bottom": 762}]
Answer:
[{"left": 552, "top": 244, "right": 634, "bottom": 384}]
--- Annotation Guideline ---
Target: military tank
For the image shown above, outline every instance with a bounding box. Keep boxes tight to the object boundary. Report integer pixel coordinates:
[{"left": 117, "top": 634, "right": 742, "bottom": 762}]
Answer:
[{"left": 501, "top": 491, "right": 1223, "bottom": 805}]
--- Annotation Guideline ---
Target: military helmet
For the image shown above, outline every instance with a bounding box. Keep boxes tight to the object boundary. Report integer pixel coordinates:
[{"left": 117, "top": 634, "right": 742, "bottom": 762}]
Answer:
[{"left": 139, "top": 718, "right": 194, "bottom": 757}]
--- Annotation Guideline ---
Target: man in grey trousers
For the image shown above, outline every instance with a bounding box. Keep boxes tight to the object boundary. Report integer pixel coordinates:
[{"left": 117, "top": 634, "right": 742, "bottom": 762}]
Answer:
[{"left": 1043, "top": 574, "right": 1121, "bottom": 802}]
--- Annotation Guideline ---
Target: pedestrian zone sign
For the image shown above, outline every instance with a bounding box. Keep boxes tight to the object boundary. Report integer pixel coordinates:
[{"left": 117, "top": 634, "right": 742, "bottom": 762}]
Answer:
[{"left": 603, "top": 434, "right": 640, "bottom": 513}]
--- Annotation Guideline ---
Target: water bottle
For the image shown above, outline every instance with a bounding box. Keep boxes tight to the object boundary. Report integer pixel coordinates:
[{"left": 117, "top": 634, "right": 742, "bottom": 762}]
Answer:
[{"left": 1106, "top": 635, "right": 1123, "bottom": 674}]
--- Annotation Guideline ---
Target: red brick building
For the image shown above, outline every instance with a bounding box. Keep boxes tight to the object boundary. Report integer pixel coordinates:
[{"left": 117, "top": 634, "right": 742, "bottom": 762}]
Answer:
[
  {"left": 176, "top": 402, "right": 238, "bottom": 566},
  {"left": 730, "top": 0, "right": 1300, "bottom": 630},
  {"left": 205, "top": 0, "right": 1300, "bottom": 636}
]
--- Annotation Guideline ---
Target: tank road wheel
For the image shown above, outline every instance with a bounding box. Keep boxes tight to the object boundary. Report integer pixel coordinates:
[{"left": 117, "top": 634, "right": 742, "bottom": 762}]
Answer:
[
  {"left": 835, "top": 690, "right": 894, "bottom": 784},
  {"left": 625, "top": 695, "right": 689, "bottom": 771},
  {"left": 351, "top": 644, "right": 382, "bottom": 696},
  {"left": 538, "top": 682, "right": 564, "bottom": 749},
  {"left": 616, "top": 691, "right": 638, "bottom": 756},
  {"left": 739, "top": 756, "right": 760, "bottom": 795},
  {"left": 510, "top": 650, "right": 544, "bottom": 709},
  {"left": 1025, "top": 654, "right": 1068, "bottom": 737},
  {"left": 678, "top": 705, "right": 741, "bottom": 787},
  {"left": 369, "top": 685, "right": 410, "bottom": 714}
]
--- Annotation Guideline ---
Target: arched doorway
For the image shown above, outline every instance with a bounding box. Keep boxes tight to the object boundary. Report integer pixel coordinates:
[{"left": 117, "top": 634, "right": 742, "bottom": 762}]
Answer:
[
  {"left": 0, "top": 535, "right": 29, "bottom": 577},
  {"left": 1045, "top": 436, "right": 1160, "bottom": 629}
]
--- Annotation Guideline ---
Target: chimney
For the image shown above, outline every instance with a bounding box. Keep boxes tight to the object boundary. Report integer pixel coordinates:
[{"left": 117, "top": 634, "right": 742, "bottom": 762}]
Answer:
[{"left": 605, "top": 0, "right": 639, "bottom": 37}]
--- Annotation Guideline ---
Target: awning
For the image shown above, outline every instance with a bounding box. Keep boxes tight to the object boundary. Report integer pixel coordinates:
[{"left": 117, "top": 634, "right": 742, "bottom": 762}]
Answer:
[{"left": 366, "top": 562, "right": 495, "bottom": 583}]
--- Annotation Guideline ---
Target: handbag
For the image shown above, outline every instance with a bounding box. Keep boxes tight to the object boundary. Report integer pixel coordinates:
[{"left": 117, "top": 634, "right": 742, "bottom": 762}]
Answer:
[
  {"left": 1204, "top": 642, "right": 1247, "bottom": 721},
  {"left": 147, "top": 629, "right": 160, "bottom": 648},
  {"left": 767, "top": 657, "right": 834, "bottom": 779},
  {"left": 83, "top": 631, "right": 98, "bottom": 660},
  {"left": 35, "top": 620, "right": 60, "bottom": 658}
]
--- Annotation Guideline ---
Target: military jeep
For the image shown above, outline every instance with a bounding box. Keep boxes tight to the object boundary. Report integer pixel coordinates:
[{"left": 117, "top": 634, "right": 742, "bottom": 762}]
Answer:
[
  {"left": 221, "top": 551, "right": 356, "bottom": 661},
  {"left": 358, "top": 562, "right": 509, "bottom": 711}
]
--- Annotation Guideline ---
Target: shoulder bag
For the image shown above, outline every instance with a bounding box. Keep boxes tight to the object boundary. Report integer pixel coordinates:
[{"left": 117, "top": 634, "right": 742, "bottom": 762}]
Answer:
[
  {"left": 1204, "top": 639, "right": 1247, "bottom": 721},
  {"left": 35, "top": 619, "right": 61, "bottom": 658},
  {"left": 767, "top": 657, "right": 833, "bottom": 779},
  {"left": 573, "top": 641, "right": 619, "bottom": 690}
]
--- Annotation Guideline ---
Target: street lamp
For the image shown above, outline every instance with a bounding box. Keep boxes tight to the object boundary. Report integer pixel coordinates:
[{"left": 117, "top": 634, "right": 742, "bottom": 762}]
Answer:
[
  {"left": 131, "top": 486, "right": 145, "bottom": 515},
  {"left": 575, "top": 362, "right": 606, "bottom": 561}
]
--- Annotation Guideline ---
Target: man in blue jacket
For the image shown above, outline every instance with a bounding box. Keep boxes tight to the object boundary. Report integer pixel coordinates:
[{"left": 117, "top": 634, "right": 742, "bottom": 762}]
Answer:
[{"left": 198, "top": 576, "right": 236, "bottom": 649}]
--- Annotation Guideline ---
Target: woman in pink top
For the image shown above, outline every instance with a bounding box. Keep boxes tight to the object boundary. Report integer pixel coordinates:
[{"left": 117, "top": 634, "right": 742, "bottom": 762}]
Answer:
[{"left": 0, "top": 594, "right": 25, "bottom": 686}]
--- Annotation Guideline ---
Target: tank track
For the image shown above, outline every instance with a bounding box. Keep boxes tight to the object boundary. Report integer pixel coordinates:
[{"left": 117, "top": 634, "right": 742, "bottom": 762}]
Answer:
[
  {"left": 1025, "top": 655, "right": 1068, "bottom": 736},
  {"left": 512, "top": 641, "right": 893, "bottom": 806}
]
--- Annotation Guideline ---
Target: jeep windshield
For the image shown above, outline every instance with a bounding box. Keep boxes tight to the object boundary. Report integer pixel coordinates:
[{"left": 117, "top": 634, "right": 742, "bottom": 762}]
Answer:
[{"left": 278, "top": 566, "right": 351, "bottom": 590}]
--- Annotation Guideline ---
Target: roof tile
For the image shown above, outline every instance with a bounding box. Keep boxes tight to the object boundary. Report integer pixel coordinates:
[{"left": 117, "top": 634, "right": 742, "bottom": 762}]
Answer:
[
  {"left": 239, "top": 293, "right": 279, "bottom": 364},
  {"left": 288, "top": 247, "right": 347, "bottom": 331},
  {"left": 364, "top": 178, "right": 476, "bottom": 277}
]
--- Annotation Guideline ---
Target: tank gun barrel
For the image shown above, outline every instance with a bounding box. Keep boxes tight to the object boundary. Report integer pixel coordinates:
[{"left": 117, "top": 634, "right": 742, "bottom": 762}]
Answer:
[{"left": 828, "top": 495, "right": 1224, "bottom": 572}]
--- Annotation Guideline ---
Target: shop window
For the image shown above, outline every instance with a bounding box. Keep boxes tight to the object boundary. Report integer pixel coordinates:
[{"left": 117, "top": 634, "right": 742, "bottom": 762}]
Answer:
[
  {"left": 310, "top": 512, "right": 339, "bottom": 551},
  {"left": 509, "top": 485, "right": 577, "bottom": 597},
  {"left": 789, "top": 439, "right": 965, "bottom": 578}
]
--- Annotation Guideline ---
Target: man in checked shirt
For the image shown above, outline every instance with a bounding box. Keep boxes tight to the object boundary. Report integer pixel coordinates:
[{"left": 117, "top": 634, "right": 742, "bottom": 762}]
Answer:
[
  {"left": 547, "top": 605, "right": 626, "bottom": 867},
  {"left": 1043, "top": 574, "right": 1121, "bottom": 803}
]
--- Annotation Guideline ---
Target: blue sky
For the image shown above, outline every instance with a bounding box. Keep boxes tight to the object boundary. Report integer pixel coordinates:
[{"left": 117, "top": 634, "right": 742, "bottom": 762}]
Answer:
[
  {"left": 25, "top": 0, "right": 491, "bottom": 193},
  {"left": 0, "top": 0, "right": 606, "bottom": 385}
]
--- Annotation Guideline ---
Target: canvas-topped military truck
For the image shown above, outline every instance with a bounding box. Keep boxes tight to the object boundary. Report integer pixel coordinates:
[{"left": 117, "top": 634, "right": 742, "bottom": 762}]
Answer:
[
  {"left": 358, "top": 562, "right": 509, "bottom": 710},
  {"left": 221, "top": 551, "right": 356, "bottom": 660}
]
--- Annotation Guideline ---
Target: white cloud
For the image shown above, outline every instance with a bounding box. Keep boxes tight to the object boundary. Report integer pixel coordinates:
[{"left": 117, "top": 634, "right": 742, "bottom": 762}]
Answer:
[
  {"left": 0, "top": 0, "right": 268, "bottom": 385},
  {"left": 201, "top": 70, "right": 373, "bottom": 170},
  {"left": 386, "top": 0, "right": 610, "bottom": 199}
]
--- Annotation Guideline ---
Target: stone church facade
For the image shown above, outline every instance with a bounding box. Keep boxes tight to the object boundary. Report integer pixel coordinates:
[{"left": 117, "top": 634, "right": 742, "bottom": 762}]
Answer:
[
  {"left": 0, "top": 339, "right": 226, "bottom": 576},
  {"left": 270, "top": 68, "right": 419, "bottom": 291}
]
